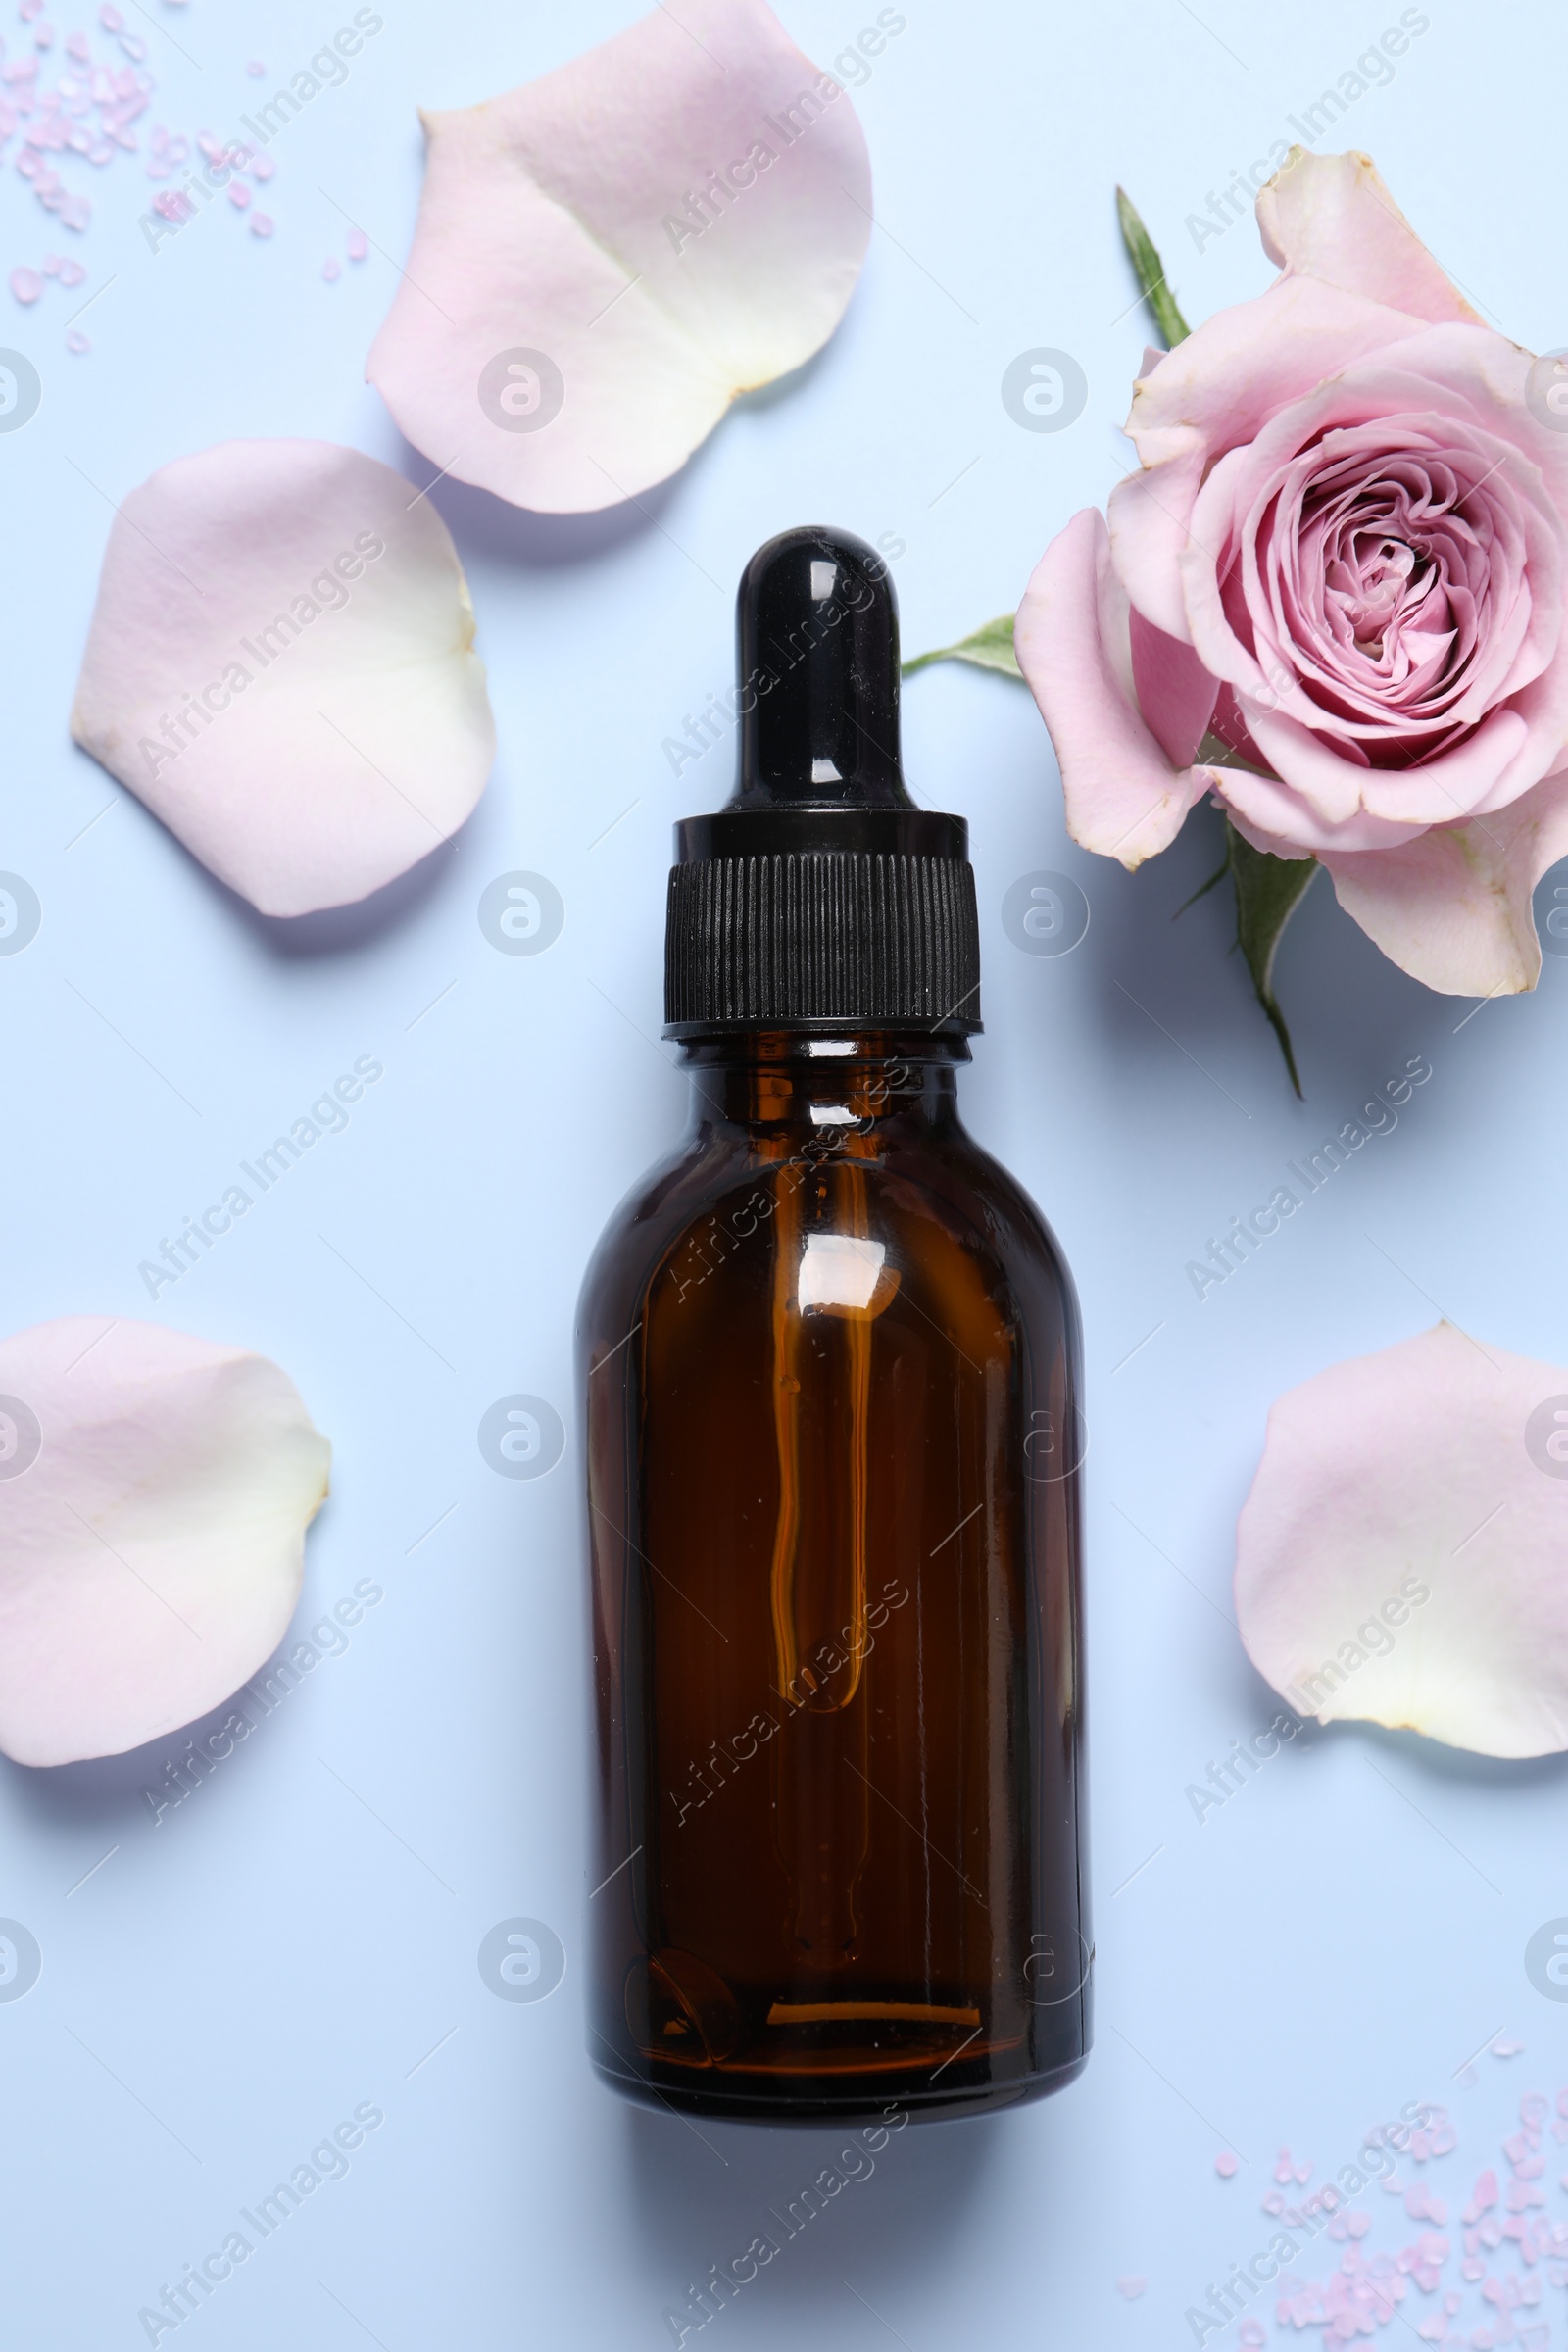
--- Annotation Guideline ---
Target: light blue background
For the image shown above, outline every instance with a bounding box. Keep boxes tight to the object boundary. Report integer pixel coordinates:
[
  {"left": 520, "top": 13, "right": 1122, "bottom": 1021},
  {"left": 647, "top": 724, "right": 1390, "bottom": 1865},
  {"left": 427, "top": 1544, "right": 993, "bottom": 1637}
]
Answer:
[{"left": 3, "top": 0, "right": 1566, "bottom": 2344}]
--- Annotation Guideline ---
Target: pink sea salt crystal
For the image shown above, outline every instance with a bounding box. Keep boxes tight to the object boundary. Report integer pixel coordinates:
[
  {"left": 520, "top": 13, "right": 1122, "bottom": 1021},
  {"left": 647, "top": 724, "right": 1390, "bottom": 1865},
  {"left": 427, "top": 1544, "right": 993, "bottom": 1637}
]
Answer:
[
  {"left": 321, "top": 256, "right": 339, "bottom": 280},
  {"left": 226, "top": 180, "right": 249, "bottom": 209},
  {"left": 58, "top": 255, "right": 81, "bottom": 285},
  {"left": 1240, "top": 2326, "right": 1266, "bottom": 2348},
  {"left": 1115, "top": 2277, "right": 1147, "bottom": 2299},
  {"left": 1521, "top": 2094, "right": 1547, "bottom": 2129},
  {"left": 1263, "top": 2189, "right": 1285, "bottom": 2215},
  {"left": 1465, "top": 2173, "right": 1499, "bottom": 2223},
  {"left": 98, "top": 2, "right": 122, "bottom": 24},
  {"left": 34, "top": 24, "right": 54, "bottom": 50},
  {"left": 58, "top": 191, "right": 87, "bottom": 228},
  {"left": 1494, "top": 2039, "right": 1524, "bottom": 2058},
  {"left": 65, "top": 326, "right": 86, "bottom": 351},
  {"left": 347, "top": 226, "right": 368, "bottom": 262},
  {"left": 65, "top": 29, "right": 86, "bottom": 59},
  {"left": 249, "top": 211, "right": 271, "bottom": 237},
  {"left": 9, "top": 264, "right": 41, "bottom": 301},
  {"left": 40, "top": 250, "right": 59, "bottom": 274},
  {"left": 250, "top": 151, "right": 273, "bottom": 179},
  {"left": 117, "top": 30, "right": 145, "bottom": 61},
  {"left": 1275, "top": 2148, "right": 1296, "bottom": 2184},
  {"left": 245, "top": 58, "right": 264, "bottom": 75},
  {"left": 1215, "top": 2151, "right": 1239, "bottom": 2179}
]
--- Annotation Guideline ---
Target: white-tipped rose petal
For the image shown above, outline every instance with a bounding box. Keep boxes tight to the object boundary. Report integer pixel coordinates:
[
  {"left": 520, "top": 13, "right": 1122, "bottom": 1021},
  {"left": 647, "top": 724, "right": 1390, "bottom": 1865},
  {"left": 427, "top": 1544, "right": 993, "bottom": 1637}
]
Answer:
[
  {"left": 0, "top": 1318, "right": 330, "bottom": 1767},
  {"left": 366, "top": 0, "right": 871, "bottom": 514},
  {"left": 71, "top": 439, "right": 495, "bottom": 917},
  {"left": 1237, "top": 1322, "right": 1568, "bottom": 1757}
]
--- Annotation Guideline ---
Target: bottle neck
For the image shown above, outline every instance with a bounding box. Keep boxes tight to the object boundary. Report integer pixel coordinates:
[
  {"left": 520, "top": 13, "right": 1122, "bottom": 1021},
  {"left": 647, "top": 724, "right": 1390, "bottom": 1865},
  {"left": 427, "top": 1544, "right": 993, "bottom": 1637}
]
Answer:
[{"left": 680, "top": 1029, "right": 967, "bottom": 1140}]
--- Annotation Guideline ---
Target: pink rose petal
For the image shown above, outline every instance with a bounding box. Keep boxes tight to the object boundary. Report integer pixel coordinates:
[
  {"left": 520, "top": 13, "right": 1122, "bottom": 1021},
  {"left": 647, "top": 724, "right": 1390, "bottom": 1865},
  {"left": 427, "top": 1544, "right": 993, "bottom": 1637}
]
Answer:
[
  {"left": 70, "top": 438, "right": 496, "bottom": 916},
  {"left": 1237, "top": 1323, "right": 1568, "bottom": 1756},
  {"left": 1257, "top": 147, "right": 1478, "bottom": 328},
  {"left": 0, "top": 1317, "right": 329, "bottom": 1765},
  {"left": 1014, "top": 508, "right": 1216, "bottom": 869},
  {"left": 367, "top": 0, "right": 871, "bottom": 513}
]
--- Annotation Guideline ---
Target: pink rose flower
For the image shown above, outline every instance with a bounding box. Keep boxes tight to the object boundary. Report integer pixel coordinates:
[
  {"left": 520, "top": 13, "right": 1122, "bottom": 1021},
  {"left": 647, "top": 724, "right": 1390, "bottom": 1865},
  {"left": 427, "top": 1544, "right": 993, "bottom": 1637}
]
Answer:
[{"left": 1015, "top": 149, "right": 1568, "bottom": 996}]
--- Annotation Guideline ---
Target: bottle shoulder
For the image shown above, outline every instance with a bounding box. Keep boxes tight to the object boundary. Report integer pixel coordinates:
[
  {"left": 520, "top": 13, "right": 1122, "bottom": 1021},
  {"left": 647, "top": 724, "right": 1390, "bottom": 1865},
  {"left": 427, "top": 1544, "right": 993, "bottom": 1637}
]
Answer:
[{"left": 578, "top": 1117, "right": 1077, "bottom": 1361}]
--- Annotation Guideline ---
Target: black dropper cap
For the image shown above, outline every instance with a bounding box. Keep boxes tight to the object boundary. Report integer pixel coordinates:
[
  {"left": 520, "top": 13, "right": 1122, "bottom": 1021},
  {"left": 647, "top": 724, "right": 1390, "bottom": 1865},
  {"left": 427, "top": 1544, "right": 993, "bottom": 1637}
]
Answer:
[{"left": 663, "top": 526, "right": 981, "bottom": 1037}]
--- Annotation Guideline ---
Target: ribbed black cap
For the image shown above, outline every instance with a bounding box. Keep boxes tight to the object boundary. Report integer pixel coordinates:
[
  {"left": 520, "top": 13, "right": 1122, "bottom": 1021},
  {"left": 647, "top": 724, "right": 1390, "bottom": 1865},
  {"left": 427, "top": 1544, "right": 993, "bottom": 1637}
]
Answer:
[{"left": 663, "top": 526, "right": 981, "bottom": 1037}]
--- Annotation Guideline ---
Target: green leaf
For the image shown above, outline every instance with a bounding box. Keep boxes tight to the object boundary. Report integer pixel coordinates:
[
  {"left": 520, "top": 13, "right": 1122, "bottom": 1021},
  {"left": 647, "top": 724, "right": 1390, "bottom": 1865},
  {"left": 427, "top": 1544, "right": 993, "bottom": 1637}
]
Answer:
[
  {"left": 1225, "top": 820, "right": 1318, "bottom": 1097},
  {"left": 903, "top": 614, "right": 1022, "bottom": 680},
  {"left": 1115, "top": 186, "right": 1191, "bottom": 349}
]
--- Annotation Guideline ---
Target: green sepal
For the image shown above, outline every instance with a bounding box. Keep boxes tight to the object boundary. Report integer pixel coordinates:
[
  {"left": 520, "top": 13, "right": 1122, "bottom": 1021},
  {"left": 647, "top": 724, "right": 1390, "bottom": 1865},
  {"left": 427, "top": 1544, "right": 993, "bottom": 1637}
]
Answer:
[
  {"left": 903, "top": 614, "right": 1022, "bottom": 680},
  {"left": 1225, "top": 822, "right": 1318, "bottom": 1097},
  {"left": 1115, "top": 186, "right": 1192, "bottom": 349}
]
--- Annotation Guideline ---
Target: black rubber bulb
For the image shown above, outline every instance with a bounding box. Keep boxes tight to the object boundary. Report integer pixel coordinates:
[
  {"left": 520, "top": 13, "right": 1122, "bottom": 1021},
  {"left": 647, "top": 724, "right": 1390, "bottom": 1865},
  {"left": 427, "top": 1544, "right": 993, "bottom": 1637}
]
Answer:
[{"left": 729, "top": 525, "right": 912, "bottom": 811}]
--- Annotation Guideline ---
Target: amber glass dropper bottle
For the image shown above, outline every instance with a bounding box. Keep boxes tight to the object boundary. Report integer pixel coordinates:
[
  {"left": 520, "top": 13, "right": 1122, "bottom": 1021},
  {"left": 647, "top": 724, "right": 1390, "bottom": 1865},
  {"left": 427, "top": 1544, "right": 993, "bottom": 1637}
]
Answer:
[{"left": 578, "top": 525, "right": 1090, "bottom": 2124}]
